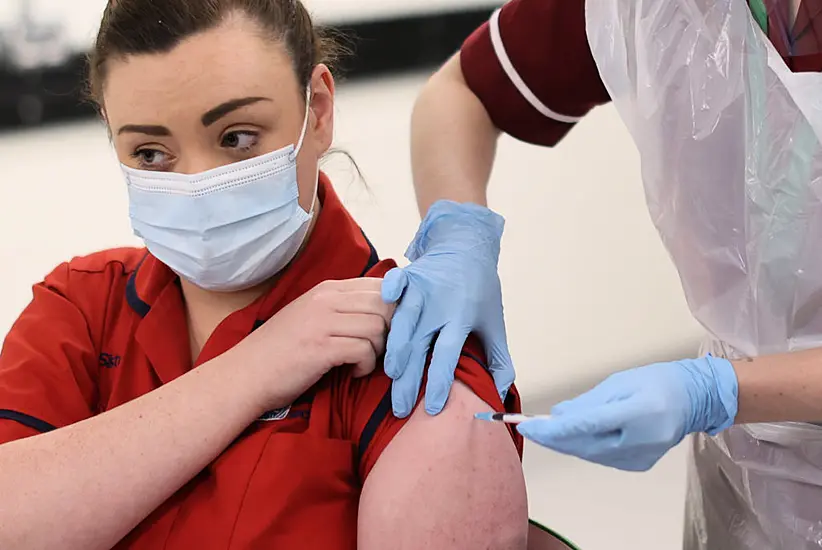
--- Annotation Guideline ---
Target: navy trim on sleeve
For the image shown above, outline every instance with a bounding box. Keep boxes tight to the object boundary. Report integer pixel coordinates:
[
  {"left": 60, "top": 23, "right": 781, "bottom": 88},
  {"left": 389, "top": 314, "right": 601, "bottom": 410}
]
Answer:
[
  {"left": 0, "top": 410, "right": 57, "bottom": 433},
  {"left": 357, "top": 388, "right": 393, "bottom": 460},
  {"left": 459, "top": 350, "right": 489, "bottom": 371}
]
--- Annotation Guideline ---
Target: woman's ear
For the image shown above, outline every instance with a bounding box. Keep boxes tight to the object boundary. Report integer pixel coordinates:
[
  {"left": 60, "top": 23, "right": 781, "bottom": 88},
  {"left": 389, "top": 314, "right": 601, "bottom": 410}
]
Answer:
[{"left": 309, "top": 64, "right": 335, "bottom": 154}]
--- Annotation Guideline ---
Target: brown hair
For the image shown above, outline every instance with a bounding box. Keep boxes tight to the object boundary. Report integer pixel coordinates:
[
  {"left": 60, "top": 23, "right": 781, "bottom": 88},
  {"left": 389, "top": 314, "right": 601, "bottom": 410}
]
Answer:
[{"left": 87, "top": 0, "right": 344, "bottom": 106}]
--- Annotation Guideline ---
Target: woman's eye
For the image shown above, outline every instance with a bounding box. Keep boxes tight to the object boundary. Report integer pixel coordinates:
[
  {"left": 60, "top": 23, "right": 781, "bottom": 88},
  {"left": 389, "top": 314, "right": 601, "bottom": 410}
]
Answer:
[
  {"left": 221, "top": 131, "right": 258, "bottom": 151},
  {"left": 131, "top": 149, "right": 170, "bottom": 170}
]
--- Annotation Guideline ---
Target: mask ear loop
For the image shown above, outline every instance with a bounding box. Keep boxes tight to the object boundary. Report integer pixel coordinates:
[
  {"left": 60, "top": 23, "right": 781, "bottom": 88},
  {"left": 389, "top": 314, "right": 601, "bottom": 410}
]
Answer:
[
  {"left": 292, "top": 86, "right": 319, "bottom": 216},
  {"left": 290, "top": 86, "right": 312, "bottom": 161}
]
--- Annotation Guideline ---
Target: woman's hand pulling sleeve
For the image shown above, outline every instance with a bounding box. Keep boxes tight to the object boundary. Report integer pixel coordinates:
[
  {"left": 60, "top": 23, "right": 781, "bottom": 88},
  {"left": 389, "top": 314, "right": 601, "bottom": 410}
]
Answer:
[{"left": 382, "top": 200, "right": 515, "bottom": 418}]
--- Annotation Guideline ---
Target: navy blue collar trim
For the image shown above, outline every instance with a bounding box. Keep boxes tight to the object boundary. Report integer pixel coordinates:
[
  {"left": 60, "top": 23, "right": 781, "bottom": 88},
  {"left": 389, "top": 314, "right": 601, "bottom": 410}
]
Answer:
[
  {"left": 125, "top": 252, "right": 152, "bottom": 318},
  {"left": 127, "top": 233, "right": 380, "bottom": 326}
]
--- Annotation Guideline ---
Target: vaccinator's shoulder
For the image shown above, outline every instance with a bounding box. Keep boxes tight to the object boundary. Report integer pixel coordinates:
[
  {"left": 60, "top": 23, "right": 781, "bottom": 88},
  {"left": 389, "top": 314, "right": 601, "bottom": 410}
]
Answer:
[{"left": 460, "top": 0, "right": 610, "bottom": 146}]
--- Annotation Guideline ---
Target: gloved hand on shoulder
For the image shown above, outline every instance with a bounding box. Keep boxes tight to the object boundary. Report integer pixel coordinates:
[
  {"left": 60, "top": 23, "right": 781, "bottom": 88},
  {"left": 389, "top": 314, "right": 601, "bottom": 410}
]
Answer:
[{"left": 382, "top": 201, "right": 515, "bottom": 418}]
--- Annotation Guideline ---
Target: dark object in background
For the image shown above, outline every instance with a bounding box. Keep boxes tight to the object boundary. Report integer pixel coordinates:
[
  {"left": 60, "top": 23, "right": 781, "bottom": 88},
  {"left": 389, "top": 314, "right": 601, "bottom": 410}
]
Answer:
[
  {"left": 0, "top": 55, "right": 94, "bottom": 129},
  {"left": 0, "top": 8, "right": 493, "bottom": 131}
]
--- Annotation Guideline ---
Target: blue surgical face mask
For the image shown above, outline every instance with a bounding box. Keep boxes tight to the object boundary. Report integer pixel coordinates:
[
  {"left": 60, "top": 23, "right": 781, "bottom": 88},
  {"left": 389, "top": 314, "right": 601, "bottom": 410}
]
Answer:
[{"left": 122, "top": 87, "right": 317, "bottom": 292}]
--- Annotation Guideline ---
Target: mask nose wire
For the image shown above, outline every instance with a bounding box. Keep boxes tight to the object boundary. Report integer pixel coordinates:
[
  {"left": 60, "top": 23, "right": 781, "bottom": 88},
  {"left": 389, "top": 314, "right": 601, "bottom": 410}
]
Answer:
[{"left": 290, "top": 86, "right": 312, "bottom": 162}]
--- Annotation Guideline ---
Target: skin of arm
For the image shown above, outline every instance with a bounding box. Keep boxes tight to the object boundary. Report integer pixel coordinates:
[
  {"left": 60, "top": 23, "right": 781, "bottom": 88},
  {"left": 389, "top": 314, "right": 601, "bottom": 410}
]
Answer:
[
  {"left": 357, "top": 381, "right": 529, "bottom": 550},
  {"left": 0, "top": 345, "right": 271, "bottom": 550},
  {"left": 411, "top": 54, "right": 501, "bottom": 215},
  {"left": 733, "top": 348, "right": 822, "bottom": 424}
]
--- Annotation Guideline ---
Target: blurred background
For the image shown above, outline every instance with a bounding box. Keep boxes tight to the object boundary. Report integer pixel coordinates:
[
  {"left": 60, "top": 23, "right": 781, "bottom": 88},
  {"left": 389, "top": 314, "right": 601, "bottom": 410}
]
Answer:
[{"left": 0, "top": 1, "right": 706, "bottom": 547}]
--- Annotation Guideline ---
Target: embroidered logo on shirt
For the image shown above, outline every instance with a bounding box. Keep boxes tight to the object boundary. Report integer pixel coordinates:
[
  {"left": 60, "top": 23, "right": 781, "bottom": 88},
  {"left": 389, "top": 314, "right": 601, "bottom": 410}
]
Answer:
[
  {"left": 98, "top": 353, "right": 122, "bottom": 368},
  {"left": 258, "top": 406, "right": 291, "bottom": 422}
]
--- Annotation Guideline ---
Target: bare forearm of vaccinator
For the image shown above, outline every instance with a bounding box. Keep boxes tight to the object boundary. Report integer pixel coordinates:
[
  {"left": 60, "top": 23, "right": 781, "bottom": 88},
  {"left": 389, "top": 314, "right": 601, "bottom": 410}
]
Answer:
[
  {"left": 357, "top": 381, "right": 528, "bottom": 550},
  {"left": 411, "top": 54, "right": 501, "bottom": 216},
  {"left": 734, "top": 347, "right": 822, "bottom": 424},
  {"left": 0, "top": 351, "right": 264, "bottom": 550}
]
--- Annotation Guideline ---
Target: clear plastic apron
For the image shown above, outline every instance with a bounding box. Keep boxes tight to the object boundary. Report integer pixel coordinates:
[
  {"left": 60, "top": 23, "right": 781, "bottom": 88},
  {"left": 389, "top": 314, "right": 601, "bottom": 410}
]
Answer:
[{"left": 584, "top": 0, "right": 822, "bottom": 547}]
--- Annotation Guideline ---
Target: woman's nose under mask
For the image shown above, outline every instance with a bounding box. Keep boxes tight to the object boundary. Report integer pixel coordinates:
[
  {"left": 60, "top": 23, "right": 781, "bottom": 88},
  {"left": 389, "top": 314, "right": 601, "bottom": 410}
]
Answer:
[{"left": 121, "top": 87, "right": 317, "bottom": 291}]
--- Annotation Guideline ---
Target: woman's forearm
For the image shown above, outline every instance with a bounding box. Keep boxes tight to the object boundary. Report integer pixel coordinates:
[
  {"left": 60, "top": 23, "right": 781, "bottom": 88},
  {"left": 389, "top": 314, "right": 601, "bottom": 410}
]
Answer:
[
  {"left": 734, "top": 348, "right": 822, "bottom": 424},
  {"left": 0, "top": 348, "right": 266, "bottom": 550},
  {"left": 411, "top": 54, "right": 500, "bottom": 216}
]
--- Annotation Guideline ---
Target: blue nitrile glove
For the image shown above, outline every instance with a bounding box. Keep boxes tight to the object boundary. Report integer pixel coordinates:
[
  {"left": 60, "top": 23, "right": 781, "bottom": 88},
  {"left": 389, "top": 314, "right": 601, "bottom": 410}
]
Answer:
[
  {"left": 517, "top": 356, "right": 739, "bottom": 471},
  {"left": 382, "top": 200, "right": 515, "bottom": 418}
]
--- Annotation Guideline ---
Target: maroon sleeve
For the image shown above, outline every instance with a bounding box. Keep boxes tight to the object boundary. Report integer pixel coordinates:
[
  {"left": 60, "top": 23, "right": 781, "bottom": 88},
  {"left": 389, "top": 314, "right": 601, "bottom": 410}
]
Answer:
[{"left": 460, "top": 0, "right": 611, "bottom": 146}]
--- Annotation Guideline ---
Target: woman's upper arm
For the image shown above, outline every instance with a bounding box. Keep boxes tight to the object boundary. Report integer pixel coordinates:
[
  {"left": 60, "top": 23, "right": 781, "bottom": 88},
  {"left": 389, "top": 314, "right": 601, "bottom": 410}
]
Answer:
[{"left": 357, "top": 380, "right": 529, "bottom": 550}]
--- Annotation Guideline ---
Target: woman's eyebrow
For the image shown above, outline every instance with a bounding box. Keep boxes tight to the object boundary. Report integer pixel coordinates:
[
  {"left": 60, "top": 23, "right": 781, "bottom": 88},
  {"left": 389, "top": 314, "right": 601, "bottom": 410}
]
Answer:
[
  {"left": 117, "top": 124, "right": 171, "bottom": 136},
  {"left": 201, "top": 97, "right": 272, "bottom": 127}
]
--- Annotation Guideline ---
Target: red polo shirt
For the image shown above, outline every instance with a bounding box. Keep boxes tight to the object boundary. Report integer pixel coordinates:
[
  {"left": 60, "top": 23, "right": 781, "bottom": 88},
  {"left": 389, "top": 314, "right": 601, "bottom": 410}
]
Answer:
[
  {"left": 0, "top": 175, "right": 522, "bottom": 549},
  {"left": 461, "top": 0, "right": 822, "bottom": 147}
]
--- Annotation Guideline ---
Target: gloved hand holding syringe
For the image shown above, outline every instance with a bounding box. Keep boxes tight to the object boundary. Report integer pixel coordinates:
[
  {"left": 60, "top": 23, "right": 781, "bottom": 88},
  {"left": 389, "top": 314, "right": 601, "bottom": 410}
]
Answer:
[{"left": 475, "top": 357, "right": 737, "bottom": 473}]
